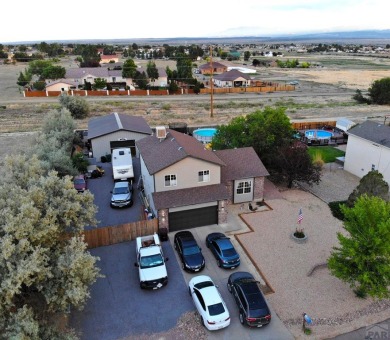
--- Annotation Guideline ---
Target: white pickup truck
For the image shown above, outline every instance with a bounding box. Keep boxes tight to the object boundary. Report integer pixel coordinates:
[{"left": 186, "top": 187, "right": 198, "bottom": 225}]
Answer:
[{"left": 134, "top": 233, "right": 168, "bottom": 289}]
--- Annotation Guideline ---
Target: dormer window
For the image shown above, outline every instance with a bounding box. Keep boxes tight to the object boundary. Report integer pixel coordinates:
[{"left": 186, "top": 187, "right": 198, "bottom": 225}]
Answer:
[{"left": 198, "top": 170, "right": 210, "bottom": 182}]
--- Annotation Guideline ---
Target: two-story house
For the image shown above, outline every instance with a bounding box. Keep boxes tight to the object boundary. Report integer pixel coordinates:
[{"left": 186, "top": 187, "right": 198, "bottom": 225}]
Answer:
[{"left": 136, "top": 127, "right": 269, "bottom": 232}]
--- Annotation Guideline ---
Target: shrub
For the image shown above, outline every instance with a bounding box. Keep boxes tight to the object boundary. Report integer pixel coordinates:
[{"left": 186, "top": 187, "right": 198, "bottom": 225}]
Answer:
[
  {"left": 312, "top": 151, "right": 324, "bottom": 168},
  {"left": 328, "top": 200, "right": 347, "bottom": 220},
  {"left": 59, "top": 94, "right": 90, "bottom": 119}
]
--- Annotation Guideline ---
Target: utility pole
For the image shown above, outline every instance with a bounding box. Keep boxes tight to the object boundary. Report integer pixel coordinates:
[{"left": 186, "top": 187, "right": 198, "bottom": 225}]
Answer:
[{"left": 210, "top": 45, "right": 214, "bottom": 118}]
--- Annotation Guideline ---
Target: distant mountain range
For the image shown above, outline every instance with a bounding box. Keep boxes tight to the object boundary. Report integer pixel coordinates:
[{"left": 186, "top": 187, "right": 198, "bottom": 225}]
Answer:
[{"left": 7, "top": 29, "right": 390, "bottom": 45}]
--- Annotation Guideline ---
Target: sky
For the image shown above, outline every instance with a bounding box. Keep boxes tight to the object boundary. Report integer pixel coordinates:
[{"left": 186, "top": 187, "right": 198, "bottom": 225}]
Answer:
[{"left": 1, "top": 0, "right": 389, "bottom": 43}]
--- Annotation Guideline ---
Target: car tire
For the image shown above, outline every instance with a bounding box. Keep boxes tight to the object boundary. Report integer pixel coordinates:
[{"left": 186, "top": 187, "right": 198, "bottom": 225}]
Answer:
[
  {"left": 201, "top": 317, "right": 206, "bottom": 328},
  {"left": 239, "top": 311, "right": 245, "bottom": 325},
  {"left": 217, "top": 259, "right": 221, "bottom": 267},
  {"left": 227, "top": 283, "right": 232, "bottom": 293},
  {"left": 181, "top": 262, "right": 185, "bottom": 270},
  {"left": 188, "top": 287, "right": 192, "bottom": 297},
  {"left": 174, "top": 243, "right": 177, "bottom": 250}
]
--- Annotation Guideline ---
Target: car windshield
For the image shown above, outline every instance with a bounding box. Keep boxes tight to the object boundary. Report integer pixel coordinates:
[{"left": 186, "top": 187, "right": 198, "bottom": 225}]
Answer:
[
  {"left": 221, "top": 247, "right": 236, "bottom": 257},
  {"left": 194, "top": 281, "right": 214, "bottom": 290},
  {"left": 183, "top": 245, "right": 200, "bottom": 256},
  {"left": 208, "top": 302, "right": 225, "bottom": 316},
  {"left": 140, "top": 254, "right": 164, "bottom": 269},
  {"left": 74, "top": 179, "right": 85, "bottom": 184},
  {"left": 113, "top": 186, "right": 129, "bottom": 194}
]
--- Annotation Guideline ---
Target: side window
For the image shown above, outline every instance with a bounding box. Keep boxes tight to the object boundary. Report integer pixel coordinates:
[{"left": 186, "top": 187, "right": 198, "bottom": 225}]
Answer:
[
  {"left": 237, "top": 288, "right": 247, "bottom": 310},
  {"left": 213, "top": 242, "right": 221, "bottom": 255},
  {"left": 194, "top": 289, "right": 206, "bottom": 310}
]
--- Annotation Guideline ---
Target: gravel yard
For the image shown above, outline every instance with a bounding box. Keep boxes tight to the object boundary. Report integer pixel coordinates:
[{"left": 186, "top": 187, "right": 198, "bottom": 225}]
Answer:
[{"left": 236, "top": 181, "right": 390, "bottom": 339}]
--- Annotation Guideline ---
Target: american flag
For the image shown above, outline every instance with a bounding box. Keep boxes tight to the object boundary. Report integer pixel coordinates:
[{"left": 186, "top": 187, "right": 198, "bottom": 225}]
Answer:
[{"left": 298, "top": 208, "right": 303, "bottom": 224}]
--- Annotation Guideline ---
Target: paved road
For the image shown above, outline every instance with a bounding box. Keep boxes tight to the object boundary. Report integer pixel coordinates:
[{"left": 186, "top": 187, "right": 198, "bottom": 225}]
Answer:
[{"left": 327, "top": 318, "right": 390, "bottom": 340}]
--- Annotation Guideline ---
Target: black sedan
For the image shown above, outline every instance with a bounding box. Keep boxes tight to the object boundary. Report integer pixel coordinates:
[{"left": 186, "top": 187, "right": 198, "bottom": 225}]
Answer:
[
  {"left": 174, "top": 231, "right": 205, "bottom": 272},
  {"left": 227, "top": 271, "right": 271, "bottom": 327},
  {"left": 205, "top": 232, "right": 240, "bottom": 269}
]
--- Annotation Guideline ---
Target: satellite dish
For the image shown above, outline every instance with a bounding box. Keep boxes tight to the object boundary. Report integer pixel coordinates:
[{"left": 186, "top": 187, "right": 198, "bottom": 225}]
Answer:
[{"left": 304, "top": 314, "right": 312, "bottom": 324}]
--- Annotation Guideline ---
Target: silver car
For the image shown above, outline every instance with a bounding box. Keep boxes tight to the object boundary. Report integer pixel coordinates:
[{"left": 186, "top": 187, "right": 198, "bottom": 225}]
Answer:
[{"left": 110, "top": 181, "right": 133, "bottom": 208}]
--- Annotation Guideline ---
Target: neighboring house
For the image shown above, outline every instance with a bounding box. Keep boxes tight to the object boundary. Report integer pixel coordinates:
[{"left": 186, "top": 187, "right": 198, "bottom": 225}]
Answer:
[
  {"left": 213, "top": 69, "right": 252, "bottom": 88},
  {"left": 344, "top": 120, "right": 390, "bottom": 186},
  {"left": 100, "top": 55, "right": 119, "bottom": 64},
  {"left": 199, "top": 61, "right": 228, "bottom": 75},
  {"left": 65, "top": 68, "right": 130, "bottom": 88},
  {"left": 136, "top": 128, "right": 269, "bottom": 231},
  {"left": 45, "top": 79, "right": 78, "bottom": 91},
  {"left": 87, "top": 113, "right": 152, "bottom": 160}
]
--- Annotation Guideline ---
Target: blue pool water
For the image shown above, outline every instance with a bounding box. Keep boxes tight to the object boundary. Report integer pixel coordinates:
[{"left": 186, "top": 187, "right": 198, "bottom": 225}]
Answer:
[
  {"left": 193, "top": 128, "right": 217, "bottom": 143},
  {"left": 305, "top": 129, "right": 333, "bottom": 139}
]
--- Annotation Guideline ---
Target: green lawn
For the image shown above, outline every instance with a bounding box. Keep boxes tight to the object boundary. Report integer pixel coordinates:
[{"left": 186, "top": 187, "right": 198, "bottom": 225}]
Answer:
[{"left": 308, "top": 146, "right": 345, "bottom": 163}]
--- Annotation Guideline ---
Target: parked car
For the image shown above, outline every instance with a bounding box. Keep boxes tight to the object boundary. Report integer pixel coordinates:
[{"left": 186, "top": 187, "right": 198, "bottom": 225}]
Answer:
[
  {"left": 205, "top": 232, "right": 240, "bottom": 269},
  {"left": 188, "top": 275, "right": 230, "bottom": 331},
  {"left": 110, "top": 181, "right": 133, "bottom": 208},
  {"left": 174, "top": 231, "right": 205, "bottom": 272},
  {"left": 227, "top": 271, "right": 271, "bottom": 327},
  {"left": 73, "top": 174, "right": 87, "bottom": 193}
]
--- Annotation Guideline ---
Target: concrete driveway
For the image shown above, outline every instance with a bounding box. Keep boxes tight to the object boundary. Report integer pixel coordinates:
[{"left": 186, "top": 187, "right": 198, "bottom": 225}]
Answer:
[
  {"left": 169, "top": 224, "right": 294, "bottom": 340},
  {"left": 70, "top": 239, "right": 194, "bottom": 340}
]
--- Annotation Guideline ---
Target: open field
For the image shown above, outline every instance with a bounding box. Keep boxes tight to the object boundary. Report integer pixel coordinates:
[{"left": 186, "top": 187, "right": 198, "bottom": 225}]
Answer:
[{"left": 0, "top": 54, "right": 390, "bottom": 134}]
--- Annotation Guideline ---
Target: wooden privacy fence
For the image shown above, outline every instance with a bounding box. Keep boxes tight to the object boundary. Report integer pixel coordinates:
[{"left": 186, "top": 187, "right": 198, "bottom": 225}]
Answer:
[
  {"left": 83, "top": 219, "right": 158, "bottom": 249},
  {"left": 292, "top": 121, "right": 336, "bottom": 130}
]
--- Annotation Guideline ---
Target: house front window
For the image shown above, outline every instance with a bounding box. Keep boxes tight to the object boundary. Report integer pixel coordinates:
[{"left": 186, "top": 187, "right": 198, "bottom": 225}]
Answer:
[
  {"left": 237, "top": 181, "right": 251, "bottom": 195},
  {"left": 164, "top": 174, "right": 177, "bottom": 187},
  {"left": 198, "top": 170, "right": 210, "bottom": 182}
]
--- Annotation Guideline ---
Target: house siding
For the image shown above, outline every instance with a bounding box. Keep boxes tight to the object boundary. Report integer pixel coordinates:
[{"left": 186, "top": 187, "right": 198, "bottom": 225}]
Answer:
[
  {"left": 154, "top": 158, "right": 221, "bottom": 192},
  {"left": 91, "top": 130, "right": 149, "bottom": 160},
  {"left": 140, "top": 155, "right": 156, "bottom": 214},
  {"left": 344, "top": 135, "right": 390, "bottom": 186},
  {"left": 254, "top": 177, "right": 265, "bottom": 200}
]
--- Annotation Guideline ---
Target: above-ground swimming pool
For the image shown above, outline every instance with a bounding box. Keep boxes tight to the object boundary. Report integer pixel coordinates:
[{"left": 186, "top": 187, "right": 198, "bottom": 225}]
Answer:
[
  {"left": 305, "top": 129, "right": 333, "bottom": 140},
  {"left": 193, "top": 128, "right": 217, "bottom": 143}
]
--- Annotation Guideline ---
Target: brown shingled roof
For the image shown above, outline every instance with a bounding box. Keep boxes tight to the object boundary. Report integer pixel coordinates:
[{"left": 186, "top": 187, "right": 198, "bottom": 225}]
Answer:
[
  {"left": 199, "top": 61, "right": 227, "bottom": 70},
  {"left": 136, "top": 129, "right": 225, "bottom": 175},
  {"left": 214, "top": 147, "right": 269, "bottom": 182},
  {"left": 153, "top": 184, "right": 228, "bottom": 210},
  {"left": 213, "top": 69, "right": 252, "bottom": 81}
]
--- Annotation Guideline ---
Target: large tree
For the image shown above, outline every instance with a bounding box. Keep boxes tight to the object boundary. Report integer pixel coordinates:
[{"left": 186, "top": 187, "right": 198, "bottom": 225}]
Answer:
[
  {"left": 41, "top": 65, "right": 66, "bottom": 80},
  {"left": 0, "top": 154, "right": 101, "bottom": 338},
  {"left": 272, "top": 142, "right": 322, "bottom": 188},
  {"left": 122, "top": 58, "right": 137, "bottom": 79},
  {"left": 368, "top": 77, "right": 390, "bottom": 104},
  {"left": 59, "top": 95, "right": 90, "bottom": 120},
  {"left": 146, "top": 61, "right": 159, "bottom": 86},
  {"left": 175, "top": 53, "right": 193, "bottom": 83},
  {"left": 328, "top": 195, "right": 390, "bottom": 299},
  {"left": 347, "top": 170, "right": 389, "bottom": 207},
  {"left": 212, "top": 107, "right": 294, "bottom": 166}
]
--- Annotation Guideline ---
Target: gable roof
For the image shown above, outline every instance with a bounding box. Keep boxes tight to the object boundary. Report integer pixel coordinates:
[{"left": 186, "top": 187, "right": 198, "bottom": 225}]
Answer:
[
  {"left": 347, "top": 120, "right": 390, "bottom": 148},
  {"left": 88, "top": 113, "right": 152, "bottom": 140},
  {"left": 214, "top": 147, "right": 269, "bottom": 181},
  {"left": 213, "top": 69, "right": 252, "bottom": 81},
  {"left": 199, "top": 61, "right": 227, "bottom": 70},
  {"left": 66, "top": 67, "right": 112, "bottom": 79},
  {"left": 136, "top": 129, "right": 225, "bottom": 175},
  {"left": 45, "top": 79, "right": 78, "bottom": 87}
]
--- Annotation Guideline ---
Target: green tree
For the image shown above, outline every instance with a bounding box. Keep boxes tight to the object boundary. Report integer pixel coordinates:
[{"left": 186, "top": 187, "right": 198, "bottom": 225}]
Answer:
[
  {"left": 244, "top": 51, "right": 251, "bottom": 61},
  {"left": 212, "top": 107, "right": 294, "bottom": 167},
  {"left": 347, "top": 170, "right": 389, "bottom": 207},
  {"left": 368, "top": 77, "right": 390, "bottom": 104},
  {"left": 133, "top": 70, "right": 148, "bottom": 89},
  {"left": 59, "top": 94, "right": 90, "bottom": 119},
  {"left": 17, "top": 70, "right": 32, "bottom": 87},
  {"left": 28, "top": 59, "right": 53, "bottom": 77},
  {"left": 352, "top": 89, "right": 371, "bottom": 104},
  {"left": 41, "top": 65, "right": 66, "bottom": 80},
  {"left": 32, "top": 80, "right": 46, "bottom": 90},
  {"left": 92, "top": 77, "right": 107, "bottom": 90},
  {"left": 146, "top": 61, "right": 159, "bottom": 85},
  {"left": 328, "top": 195, "right": 390, "bottom": 299},
  {"left": 0, "top": 154, "right": 101, "bottom": 337},
  {"left": 272, "top": 142, "right": 322, "bottom": 188},
  {"left": 122, "top": 58, "right": 137, "bottom": 79},
  {"left": 176, "top": 53, "right": 193, "bottom": 83}
]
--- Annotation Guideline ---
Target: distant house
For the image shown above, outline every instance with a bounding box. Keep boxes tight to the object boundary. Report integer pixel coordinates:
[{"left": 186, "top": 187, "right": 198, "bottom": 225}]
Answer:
[
  {"left": 135, "top": 66, "right": 168, "bottom": 87},
  {"left": 45, "top": 79, "right": 78, "bottom": 91},
  {"left": 344, "top": 120, "right": 390, "bottom": 187},
  {"left": 65, "top": 67, "right": 129, "bottom": 88},
  {"left": 213, "top": 69, "right": 251, "bottom": 88},
  {"left": 87, "top": 113, "right": 152, "bottom": 160},
  {"left": 136, "top": 128, "right": 269, "bottom": 231},
  {"left": 100, "top": 55, "right": 119, "bottom": 64},
  {"left": 199, "top": 61, "right": 227, "bottom": 75}
]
